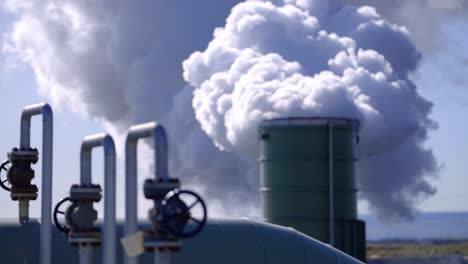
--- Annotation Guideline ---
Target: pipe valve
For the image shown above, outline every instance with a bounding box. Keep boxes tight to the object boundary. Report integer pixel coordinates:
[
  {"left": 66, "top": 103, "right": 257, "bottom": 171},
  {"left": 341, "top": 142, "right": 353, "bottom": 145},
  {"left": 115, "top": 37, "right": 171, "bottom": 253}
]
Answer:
[
  {"left": 156, "top": 189, "right": 207, "bottom": 239},
  {"left": 141, "top": 178, "right": 207, "bottom": 253},
  {"left": 0, "top": 160, "right": 11, "bottom": 191},
  {"left": 142, "top": 178, "right": 182, "bottom": 252},
  {"left": 3, "top": 147, "right": 39, "bottom": 221},
  {"left": 54, "top": 133, "right": 116, "bottom": 264},
  {"left": 144, "top": 178, "right": 181, "bottom": 226},
  {"left": 7, "top": 147, "right": 39, "bottom": 195},
  {"left": 123, "top": 122, "right": 207, "bottom": 264},
  {"left": 64, "top": 184, "right": 102, "bottom": 247}
]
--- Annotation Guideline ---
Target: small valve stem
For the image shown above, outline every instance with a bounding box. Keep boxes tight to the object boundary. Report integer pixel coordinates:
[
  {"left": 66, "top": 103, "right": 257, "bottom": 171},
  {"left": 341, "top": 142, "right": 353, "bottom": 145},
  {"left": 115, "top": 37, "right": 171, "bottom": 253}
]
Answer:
[{"left": 19, "top": 200, "right": 29, "bottom": 222}]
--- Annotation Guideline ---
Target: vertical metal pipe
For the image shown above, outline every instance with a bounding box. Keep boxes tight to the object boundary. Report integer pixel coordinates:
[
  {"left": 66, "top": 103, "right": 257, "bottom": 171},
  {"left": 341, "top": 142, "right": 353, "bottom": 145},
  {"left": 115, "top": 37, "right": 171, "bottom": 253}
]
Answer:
[
  {"left": 20, "top": 103, "right": 53, "bottom": 264},
  {"left": 18, "top": 200, "right": 29, "bottom": 221},
  {"left": 103, "top": 136, "right": 116, "bottom": 264},
  {"left": 124, "top": 122, "right": 169, "bottom": 264},
  {"left": 155, "top": 253, "right": 171, "bottom": 264},
  {"left": 79, "top": 246, "right": 93, "bottom": 264},
  {"left": 328, "top": 123, "right": 334, "bottom": 247},
  {"left": 80, "top": 134, "right": 116, "bottom": 264},
  {"left": 125, "top": 141, "right": 138, "bottom": 264}
]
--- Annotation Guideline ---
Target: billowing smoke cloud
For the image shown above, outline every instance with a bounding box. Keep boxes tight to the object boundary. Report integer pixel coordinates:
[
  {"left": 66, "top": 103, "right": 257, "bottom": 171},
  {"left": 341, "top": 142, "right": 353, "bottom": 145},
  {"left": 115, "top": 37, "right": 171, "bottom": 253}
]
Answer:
[
  {"left": 2, "top": 0, "right": 447, "bottom": 220},
  {"left": 182, "top": 1, "right": 439, "bottom": 219},
  {"left": 345, "top": 0, "right": 468, "bottom": 52},
  {"left": 2, "top": 0, "right": 256, "bottom": 217},
  {"left": 346, "top": 0, "right": 468, "bottom": 106}
]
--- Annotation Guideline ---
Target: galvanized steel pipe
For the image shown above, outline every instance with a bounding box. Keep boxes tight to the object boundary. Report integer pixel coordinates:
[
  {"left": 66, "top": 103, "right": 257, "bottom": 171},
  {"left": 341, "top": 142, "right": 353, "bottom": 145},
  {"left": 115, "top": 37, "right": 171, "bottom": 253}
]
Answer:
[
  {"left": 124, "top": 122, "right": 169, "bottom": 264},
  {"left": 155, "top": 253, "right": 171, "bottom": 264},
  {"left": 79, "top": 246, "right": 93, "bottom": 264},
  {"left": 20, "top": 103, "right": 53, "bottom": 264},
  {"left": 80, "top": 133, "right": 116, "bottom": 264}
]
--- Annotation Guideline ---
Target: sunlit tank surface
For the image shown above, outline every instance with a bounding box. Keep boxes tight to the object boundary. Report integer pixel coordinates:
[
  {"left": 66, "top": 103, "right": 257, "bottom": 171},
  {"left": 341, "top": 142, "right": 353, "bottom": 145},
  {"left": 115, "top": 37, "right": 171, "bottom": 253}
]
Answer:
[{"left": 0, "top": 218, "right": 363, "bottom": 264}]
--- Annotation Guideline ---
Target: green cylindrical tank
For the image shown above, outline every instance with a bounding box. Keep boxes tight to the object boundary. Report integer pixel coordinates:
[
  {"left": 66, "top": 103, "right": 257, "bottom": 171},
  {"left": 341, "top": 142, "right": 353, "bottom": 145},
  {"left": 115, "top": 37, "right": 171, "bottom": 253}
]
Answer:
[{"left": 258, "top": 117, "right": 366, "bottom": 261}]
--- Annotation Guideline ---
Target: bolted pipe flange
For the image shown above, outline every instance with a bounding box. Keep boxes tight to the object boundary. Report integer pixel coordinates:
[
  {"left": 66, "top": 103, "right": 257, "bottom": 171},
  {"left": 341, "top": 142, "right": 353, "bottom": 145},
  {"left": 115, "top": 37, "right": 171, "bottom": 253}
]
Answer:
[
  {"left": 143, "top": 178, "right": 180, "bottom": 201},
  {"left": 142, "top": 178, "right": 183, "bottom": 253},
  {"left": 144, "top": 178, "right": 180, "bottom": 230},
  {"left": 65, "top": 184, "right": 102, "bottom": 247},
  {"left": 69, "top": 184, "right": 102, "bottom": 202},
  {"left": 6, "top": 147, "right": 39, "bottom": 200},
  {"left": 69, "top": 231, "right": 102, "bottom": 247},
  {"left": 5, "top": 147, "right": 39, "bottom": 222},
  {"left": 143, "top": 231, "right": 182, "bottom": 253}
]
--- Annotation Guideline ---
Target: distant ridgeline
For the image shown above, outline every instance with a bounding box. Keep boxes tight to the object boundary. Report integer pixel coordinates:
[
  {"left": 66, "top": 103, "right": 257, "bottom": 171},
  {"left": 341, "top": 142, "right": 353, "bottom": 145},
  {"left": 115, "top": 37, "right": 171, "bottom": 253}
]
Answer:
[{"left": 362, "top": 212, "right": 468, "bottom": 241}]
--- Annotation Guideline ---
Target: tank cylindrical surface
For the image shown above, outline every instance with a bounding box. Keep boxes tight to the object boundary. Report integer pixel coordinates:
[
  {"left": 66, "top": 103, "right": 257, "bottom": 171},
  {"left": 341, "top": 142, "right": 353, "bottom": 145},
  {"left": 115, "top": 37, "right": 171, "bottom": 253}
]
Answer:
[
  {"left": 0, "top": 218, "right": 364, "bottom": 264},
  {"left": 258, "top": 118, "right": 365, "bottom": 261}
]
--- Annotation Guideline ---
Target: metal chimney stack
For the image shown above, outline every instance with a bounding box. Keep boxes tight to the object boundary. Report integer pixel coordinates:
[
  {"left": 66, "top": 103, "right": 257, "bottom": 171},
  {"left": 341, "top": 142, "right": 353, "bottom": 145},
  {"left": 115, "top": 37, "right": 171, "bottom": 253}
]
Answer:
[{"left": 258, "top": 117, "right": 366, "bottom": 262}]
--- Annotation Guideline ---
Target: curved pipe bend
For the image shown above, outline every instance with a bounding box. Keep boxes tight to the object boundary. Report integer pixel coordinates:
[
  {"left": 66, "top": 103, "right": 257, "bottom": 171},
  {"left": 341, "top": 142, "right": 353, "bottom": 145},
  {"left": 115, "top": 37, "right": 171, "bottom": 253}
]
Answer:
[
  {"left": 80, "top": 133, "right": 116, "bottom": 184},
  {"left": 125, "top": 122, "right": 168, "bottom": 181},
  {"left": 79, "top": 133, "right": 116, "bottom": 264},
  {"left": 20, "top": 103, "right": 53, "bottom": 148},
  {"left": 19, "top": 103, "right": 53, "bottom": 264},
  {"left": 124, "top": 122, "right": 169, "bottom": 264}
]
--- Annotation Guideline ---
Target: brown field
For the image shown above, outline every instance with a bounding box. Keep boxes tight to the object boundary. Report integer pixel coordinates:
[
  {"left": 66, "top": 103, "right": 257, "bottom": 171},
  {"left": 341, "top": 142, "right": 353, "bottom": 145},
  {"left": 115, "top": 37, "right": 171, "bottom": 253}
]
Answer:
[{"left": 367, "top": 242, "right": 468, "bottom": 258}]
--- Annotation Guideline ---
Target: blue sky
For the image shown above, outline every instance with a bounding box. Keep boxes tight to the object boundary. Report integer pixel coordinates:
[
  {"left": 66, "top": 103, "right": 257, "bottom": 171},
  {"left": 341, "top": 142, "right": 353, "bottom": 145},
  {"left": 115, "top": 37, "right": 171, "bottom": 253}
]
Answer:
[
  {"left": 411, "top": 16, "right": 468, "bottom": 213},
  {"left": 0, "top": 10, "right": 108, "bottom": 218},
  {"left": 0, "top": 6, "right": 467, "bottom": 220}
]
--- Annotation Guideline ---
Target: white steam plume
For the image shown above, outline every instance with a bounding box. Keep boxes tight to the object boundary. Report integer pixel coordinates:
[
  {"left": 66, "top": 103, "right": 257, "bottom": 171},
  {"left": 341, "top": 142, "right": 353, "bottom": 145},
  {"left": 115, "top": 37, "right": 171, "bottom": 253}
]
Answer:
[
  {"left": 2, "top": 0, "right": 447, "bottom": 220},
  {"left": 345, "top": 0, "right": 468, "bottom": 105},
  {"left": 2, "top": 0, "right": 255, "bottom": 217},
  {"left": 345, "top": 0, "right": 468, "bottom": 52},
  {"left": 182, "top": 1, "right": 438, "bottom": 220}
]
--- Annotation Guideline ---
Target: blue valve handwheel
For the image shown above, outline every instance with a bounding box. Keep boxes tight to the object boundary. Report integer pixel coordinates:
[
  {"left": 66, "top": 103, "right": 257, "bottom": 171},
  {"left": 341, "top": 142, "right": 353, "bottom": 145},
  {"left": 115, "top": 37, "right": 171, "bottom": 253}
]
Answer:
[
  {"left": 157, "top": 189, "right": 207, "bottom": 239},
  {"left": 53, "top": 197, "right": 72, "bottom": 235}
]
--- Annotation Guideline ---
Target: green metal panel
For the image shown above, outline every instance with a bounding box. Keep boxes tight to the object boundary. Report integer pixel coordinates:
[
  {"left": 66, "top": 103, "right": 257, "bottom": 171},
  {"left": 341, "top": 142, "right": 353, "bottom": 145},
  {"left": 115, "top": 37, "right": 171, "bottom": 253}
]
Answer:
[
  {"left": 0, "top": 218, "right": 363, "bottom": 264},
  {"left": 258, "top": 118, "right": 366, "bottom": 261}
]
